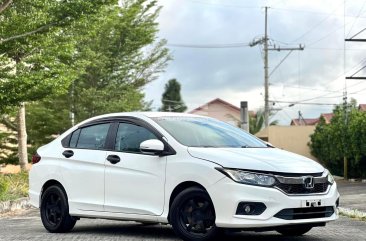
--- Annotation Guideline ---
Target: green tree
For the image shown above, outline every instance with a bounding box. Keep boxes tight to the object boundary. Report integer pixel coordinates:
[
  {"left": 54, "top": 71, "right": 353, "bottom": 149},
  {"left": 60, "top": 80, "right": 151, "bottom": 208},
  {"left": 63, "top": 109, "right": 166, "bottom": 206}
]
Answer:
[
  {"left": 70, "top": 1, "right": 170, "bottom": 123},
  {"left": 160, "top": 79, "right": 187, "bottom": 112},
  {"left": 25, "top": 0, "right": 170, "bottom": 149},
  {"left": 249, "top": 109, "right": 278, "bottom": 134},
  {"left": 0, "top": 0, "right": 117, "bottom": 169},
  {"left": 309, "top": 103, "right": 366, "bottom": 178}
]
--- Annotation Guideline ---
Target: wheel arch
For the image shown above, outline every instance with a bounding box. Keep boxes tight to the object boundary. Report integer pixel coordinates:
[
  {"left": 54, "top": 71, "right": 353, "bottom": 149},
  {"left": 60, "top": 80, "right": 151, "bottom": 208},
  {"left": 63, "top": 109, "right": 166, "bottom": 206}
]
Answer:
[
  {"left": 168, "top": 181, "right": 214, "bottom": 221},
  {"left": 40, "top": 180, "right": 68, "bottom": 205}
]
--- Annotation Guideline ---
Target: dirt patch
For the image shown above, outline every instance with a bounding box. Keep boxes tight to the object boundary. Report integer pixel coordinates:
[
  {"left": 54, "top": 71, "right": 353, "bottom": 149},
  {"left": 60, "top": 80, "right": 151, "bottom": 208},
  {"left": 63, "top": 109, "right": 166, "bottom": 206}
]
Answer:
[{"left": 0, "top": 164, "right": 32, "bottom": 174}]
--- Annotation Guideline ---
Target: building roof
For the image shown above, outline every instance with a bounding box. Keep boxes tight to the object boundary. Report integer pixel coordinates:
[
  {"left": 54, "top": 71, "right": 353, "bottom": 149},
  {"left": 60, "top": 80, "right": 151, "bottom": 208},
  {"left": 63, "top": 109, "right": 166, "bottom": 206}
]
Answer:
[
  {"left": 320, "top": 113, "right": 334, "bottom": 124},
  {"left": 290, "top": 118, "right": 320, "bottom": 126},
  {"left": 189, "top": 98, "right": 240, "bottom": 113},
  {"left": 290, "top": 112, "right": 334, "bottom": 126},
  {"left": 359, "top": 104, "right": 366, "bottom": 112}
]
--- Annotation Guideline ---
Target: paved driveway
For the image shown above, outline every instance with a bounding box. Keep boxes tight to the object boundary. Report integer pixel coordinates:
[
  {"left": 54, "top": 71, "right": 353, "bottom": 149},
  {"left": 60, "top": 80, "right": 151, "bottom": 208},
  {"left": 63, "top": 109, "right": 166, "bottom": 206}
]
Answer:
[
  {"left": 0, "top": 209, "right": 365, "bottom": 241},
  {"left": 337, "top": 180, "right": 366, "bottom": 212}
]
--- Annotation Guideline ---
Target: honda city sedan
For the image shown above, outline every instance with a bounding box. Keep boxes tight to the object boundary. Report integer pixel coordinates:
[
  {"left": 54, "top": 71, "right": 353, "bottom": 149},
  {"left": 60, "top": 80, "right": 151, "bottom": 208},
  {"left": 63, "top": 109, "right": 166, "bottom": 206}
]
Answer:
[{"left": 29, "top": 112, "right": 339, "bottom": 241}]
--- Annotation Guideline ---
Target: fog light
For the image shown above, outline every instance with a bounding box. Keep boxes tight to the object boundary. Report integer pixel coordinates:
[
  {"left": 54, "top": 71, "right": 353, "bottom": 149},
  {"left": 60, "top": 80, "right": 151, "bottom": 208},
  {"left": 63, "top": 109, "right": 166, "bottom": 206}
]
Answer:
[
  {"left": 336, "top": 198, "right": 339, "bottom": 207},
  {"left": 236, "top": 202, "right": 266, "bottom": 215},
  {"left": 244, "top": 205, "right": 251, "bottom": 214}
]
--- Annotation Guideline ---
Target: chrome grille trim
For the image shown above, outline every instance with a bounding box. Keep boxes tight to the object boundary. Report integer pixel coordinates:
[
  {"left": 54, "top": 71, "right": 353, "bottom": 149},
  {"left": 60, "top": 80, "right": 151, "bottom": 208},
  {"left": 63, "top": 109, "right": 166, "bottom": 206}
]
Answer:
[{"left": 273, "top": 170, "right": 331, "bottom": 196}]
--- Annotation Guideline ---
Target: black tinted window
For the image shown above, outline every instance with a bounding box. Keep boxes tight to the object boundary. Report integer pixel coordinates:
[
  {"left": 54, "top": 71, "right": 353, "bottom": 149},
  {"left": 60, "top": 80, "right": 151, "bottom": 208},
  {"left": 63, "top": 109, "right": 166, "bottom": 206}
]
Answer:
[
  {"left": 115, "top": 123, "right": 157, "bottom": 153},
  {"left": 69, "top": 129, "right": 80, "bottom": 148},
  {"left": 76, "top": 123, "right": 111, "bottom": 150}
]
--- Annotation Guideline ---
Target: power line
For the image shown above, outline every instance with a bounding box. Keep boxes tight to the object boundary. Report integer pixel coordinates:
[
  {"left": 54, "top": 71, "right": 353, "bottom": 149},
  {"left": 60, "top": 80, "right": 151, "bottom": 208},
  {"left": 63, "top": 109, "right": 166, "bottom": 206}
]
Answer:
[
  {"left": 346, "top": 0, "right": 366, "bottom": 38},
  {"left": 185, "top": 0, "right": 259, "bottom": 9},
  {"left": 290, "top": 0, "right": 347, "bottom": 43},
  {"left": 166, "top": 42, "right": 250, "bottom": 49}
]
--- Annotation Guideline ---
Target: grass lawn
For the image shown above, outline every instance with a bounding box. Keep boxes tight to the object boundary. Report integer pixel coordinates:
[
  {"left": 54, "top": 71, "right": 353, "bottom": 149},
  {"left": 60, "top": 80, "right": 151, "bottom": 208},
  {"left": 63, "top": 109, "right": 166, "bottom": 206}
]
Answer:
[{"left": 0, "top": 172, "right": 29, "bottom": 202}]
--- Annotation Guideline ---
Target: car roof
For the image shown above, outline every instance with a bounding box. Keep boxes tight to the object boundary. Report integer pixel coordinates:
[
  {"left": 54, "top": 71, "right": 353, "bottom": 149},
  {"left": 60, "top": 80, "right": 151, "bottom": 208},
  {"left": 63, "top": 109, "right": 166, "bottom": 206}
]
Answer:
[{"left": 76, "top": 112, "right": 205, "bottom": 126}]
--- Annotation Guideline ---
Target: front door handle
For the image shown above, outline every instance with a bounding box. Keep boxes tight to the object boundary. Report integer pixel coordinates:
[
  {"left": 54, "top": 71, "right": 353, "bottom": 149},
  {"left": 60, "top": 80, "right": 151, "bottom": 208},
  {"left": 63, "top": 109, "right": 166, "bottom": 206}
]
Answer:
[
  {"left": 62, "top": 150, "right": 74, "bottom": 158},
  {"left": 107, "top": 155, "right": 120, "bottom": 164}
]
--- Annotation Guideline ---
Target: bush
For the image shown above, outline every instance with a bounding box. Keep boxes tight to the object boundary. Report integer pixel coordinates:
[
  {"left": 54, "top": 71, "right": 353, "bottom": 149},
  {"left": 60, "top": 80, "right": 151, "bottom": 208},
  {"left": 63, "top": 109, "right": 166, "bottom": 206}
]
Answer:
[
  {"left": 0, "top": 172, "right": 29, "bottom": 202},
  {"left": 309, "top": 104, "right": 366, "bottom": 178}
]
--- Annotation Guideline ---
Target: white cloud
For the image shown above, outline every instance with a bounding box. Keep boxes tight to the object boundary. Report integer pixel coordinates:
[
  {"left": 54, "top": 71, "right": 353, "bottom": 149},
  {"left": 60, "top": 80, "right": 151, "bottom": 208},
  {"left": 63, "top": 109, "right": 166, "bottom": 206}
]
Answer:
[{"left": 145, "top": 0, "right": 366, "bottom": 124}]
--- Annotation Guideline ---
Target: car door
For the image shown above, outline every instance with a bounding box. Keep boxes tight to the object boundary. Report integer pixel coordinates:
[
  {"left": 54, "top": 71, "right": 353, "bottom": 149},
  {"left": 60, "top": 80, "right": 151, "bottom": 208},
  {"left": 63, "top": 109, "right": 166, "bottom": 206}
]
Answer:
[
  {"left": 61, "top": 122, "right": 112, "bottom": 212},
  {"left": 104, "top": 120, "right": 167, "bottom": 215}
]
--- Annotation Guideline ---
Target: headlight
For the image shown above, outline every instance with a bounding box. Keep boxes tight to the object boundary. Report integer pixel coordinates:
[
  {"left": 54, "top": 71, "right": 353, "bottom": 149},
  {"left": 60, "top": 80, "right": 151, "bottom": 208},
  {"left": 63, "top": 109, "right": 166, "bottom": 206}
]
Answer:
[
  {"left": 327, "top": 170, "right": 334, "bottom": 184},
  {"left": 216, "top": 168, "right": 276, "bottom": 187}
]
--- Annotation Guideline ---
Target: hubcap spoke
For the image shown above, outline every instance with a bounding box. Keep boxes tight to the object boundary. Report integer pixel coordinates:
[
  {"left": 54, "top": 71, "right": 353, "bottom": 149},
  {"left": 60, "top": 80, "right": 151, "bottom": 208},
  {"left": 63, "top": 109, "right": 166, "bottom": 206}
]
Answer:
[{"left": 179, "top": 197, "right": 215, "bottom": 234}]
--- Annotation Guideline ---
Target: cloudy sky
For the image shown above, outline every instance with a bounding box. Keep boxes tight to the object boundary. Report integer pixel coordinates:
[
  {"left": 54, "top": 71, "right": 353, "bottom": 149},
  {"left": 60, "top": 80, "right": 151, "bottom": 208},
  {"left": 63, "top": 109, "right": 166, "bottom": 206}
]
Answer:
[{"left": 144, "top": 0, "right": 366, "bottom": 124}]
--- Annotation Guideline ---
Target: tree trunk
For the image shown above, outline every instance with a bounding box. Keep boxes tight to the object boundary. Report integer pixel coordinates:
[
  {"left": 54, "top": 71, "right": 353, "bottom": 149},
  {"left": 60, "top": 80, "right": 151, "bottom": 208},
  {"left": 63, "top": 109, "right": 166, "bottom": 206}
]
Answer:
[{"left": 17, "top": 102, "right": 28, "bottom": 171}]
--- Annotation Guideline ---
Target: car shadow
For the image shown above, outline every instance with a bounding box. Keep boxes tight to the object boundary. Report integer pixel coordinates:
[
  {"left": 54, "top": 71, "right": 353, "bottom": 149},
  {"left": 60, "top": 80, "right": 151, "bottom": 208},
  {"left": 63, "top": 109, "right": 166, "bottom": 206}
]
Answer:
[{"left": 69, "top": 222, "right": 323, "bottom": 241}]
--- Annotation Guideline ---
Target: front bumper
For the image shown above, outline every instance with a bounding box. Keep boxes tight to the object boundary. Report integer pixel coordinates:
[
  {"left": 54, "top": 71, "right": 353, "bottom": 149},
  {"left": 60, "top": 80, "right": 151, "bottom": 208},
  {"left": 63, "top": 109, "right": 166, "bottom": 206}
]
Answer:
[{"left": 208, "top": 177, "right": 339, "bottom": 228}]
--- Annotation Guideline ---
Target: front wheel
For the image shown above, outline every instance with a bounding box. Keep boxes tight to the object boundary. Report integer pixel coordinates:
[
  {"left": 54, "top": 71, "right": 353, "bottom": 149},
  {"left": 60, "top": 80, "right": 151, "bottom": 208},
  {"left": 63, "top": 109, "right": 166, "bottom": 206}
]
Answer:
[
  {"left": 40, "top": 185, "right": 76, "bottom": 233},
  {"left": 170, "top": 187, "right": 221, "bottom": 241},
  {"left": 276, "top": 226, "right": 312, "bottom": 236}
]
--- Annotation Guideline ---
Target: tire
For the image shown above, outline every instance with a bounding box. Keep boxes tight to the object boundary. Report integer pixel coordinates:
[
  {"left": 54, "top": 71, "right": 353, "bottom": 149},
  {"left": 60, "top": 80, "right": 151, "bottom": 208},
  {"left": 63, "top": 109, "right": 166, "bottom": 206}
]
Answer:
[
  {"left": 40, "top": 185, "right": 77, "bottom": 233},
  {"left": 276, "top": 226, "right": 312, "bottom": 236},
  {"left": 170, "top": 187, "right": 221, "bottom": 241}
]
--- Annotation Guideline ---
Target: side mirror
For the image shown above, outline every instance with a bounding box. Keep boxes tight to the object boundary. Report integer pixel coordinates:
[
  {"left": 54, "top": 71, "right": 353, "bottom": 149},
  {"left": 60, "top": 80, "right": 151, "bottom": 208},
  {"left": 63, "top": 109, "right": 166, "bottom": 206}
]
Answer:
[{"left": 140, "top": 139, "right": 165, "bottom": 155}]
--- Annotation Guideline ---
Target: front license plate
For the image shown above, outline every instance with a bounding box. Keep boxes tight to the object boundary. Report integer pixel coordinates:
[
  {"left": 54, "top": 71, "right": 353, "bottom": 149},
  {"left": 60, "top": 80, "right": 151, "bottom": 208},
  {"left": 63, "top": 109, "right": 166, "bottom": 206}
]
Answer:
[{"left": 302, "top": 199, "right": 322, "bottom": 207}]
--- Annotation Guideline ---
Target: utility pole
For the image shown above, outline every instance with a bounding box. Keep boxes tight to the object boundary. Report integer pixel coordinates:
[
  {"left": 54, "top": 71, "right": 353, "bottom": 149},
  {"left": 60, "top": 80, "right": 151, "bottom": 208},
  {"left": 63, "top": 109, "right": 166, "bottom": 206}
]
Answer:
[
  {"left": 250, "top": 7, "right": 304, "bottom": 127},
  {"left": 343, "top": 28, "right": 366, "bottom": 179},
  {"left": 264, "top": 6, "right": 269, "bottom": 127}
]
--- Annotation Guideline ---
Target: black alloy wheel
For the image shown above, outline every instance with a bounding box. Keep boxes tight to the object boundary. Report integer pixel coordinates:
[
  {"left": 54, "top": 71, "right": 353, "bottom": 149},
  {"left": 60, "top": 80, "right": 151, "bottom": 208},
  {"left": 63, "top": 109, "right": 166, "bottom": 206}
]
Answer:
[
  {"left": 40, "top": 185, "right": 76, "bottom": 233},
  {"left": 170, "top": 187, "right": 221, "bottom": 241}
]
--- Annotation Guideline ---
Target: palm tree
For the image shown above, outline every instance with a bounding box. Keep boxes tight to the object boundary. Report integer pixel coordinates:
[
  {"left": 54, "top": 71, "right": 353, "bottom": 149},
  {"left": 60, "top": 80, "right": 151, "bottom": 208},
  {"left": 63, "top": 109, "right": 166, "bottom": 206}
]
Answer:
[{"left": 249, "top": 109, "right": 278, "bottom": 135}]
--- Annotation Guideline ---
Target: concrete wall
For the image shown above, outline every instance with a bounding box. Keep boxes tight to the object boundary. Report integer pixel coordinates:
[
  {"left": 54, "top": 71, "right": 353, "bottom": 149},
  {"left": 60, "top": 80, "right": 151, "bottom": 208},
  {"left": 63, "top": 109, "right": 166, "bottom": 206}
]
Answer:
[
  {"left": 190, "top": 102, "right": 240, "bottom": 126},
  {"left": 256, "top": 126, "right": 317, "bottom": 161}
]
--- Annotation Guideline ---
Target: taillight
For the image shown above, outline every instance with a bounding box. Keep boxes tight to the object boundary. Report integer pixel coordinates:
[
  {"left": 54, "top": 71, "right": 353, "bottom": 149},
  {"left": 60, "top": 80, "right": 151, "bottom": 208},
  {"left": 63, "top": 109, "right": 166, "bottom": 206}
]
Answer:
[{"left": 32, "top": 153, "right": 41, "bottom": 164}]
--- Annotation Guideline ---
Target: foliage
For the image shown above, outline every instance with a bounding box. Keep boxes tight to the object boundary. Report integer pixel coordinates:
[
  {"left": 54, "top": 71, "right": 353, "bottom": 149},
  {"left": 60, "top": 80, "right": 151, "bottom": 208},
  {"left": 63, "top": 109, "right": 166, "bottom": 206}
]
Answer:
[
  {"left": 69, "top": 0, "right": 170, "bottom": 123},
  {"left": 0, "top": 172, "right": 29, "bottom": 202},
  {"left": 249, "top": 109, "right": 278, "bottom": 134},
  {"left": 0, "top": 112, "right": 18, "bottom": 164},
  {"left": 160, "top": 79, "right": 187, "bottom": 112},
  {"left": 309, "top": 104, "right": 366, "bottom": 178},
  {"left": 24, "top": 0, "right": 170, "bottom": 148},
  {"left": 0, "top": 0, "right": 118, "bottom": 113}
]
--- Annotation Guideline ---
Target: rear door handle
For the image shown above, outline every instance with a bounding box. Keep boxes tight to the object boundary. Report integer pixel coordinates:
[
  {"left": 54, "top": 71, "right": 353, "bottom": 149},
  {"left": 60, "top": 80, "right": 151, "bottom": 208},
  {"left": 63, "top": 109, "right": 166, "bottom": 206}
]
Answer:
[
  {"left": 107, "top": 155, "right": 120, "bottom": 164},
  {"left": 62, "top": 150, "right": 74, "bottom": 158}
]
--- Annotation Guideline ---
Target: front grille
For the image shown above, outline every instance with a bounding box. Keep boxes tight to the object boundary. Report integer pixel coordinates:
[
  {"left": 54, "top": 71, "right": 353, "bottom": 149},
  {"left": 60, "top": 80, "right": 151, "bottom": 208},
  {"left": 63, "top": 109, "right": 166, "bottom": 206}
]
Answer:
[
  {"left": 275, "top": 182, "right": 329, "bottom": 195},
  {"left": 274, "top": 206, "right": 334, "bottom": 220}
]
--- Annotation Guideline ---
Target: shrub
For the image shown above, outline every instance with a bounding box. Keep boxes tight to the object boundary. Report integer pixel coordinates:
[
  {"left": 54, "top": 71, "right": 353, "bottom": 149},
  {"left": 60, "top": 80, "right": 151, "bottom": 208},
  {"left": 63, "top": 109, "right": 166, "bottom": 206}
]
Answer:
[{"left": 0, "top": 172, "right": 29, "bottom": 202}]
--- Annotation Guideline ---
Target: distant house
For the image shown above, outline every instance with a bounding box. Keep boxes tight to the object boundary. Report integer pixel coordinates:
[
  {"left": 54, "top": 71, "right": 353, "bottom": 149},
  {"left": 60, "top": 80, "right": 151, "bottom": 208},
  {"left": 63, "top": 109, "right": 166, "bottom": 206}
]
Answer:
[
  {"left": 290, "top": 113, "right": 334, "bottom": 126},
  {"left": 189, "top": 98, "right": 253, "bottom": 126},
  {"left": 359, "top": 104, "right": 366, "bottom": 112},
  {"left": 290, "top": 104, "right": 366, "bottom": 126}
]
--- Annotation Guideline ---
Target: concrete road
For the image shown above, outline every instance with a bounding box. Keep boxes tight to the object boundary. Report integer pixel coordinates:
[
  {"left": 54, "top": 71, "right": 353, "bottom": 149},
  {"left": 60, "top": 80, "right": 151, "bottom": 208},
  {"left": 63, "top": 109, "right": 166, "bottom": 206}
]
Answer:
[
  {"left": 337, "top": 180, "right": 366, "bottom": 212},
  {"left": 0, "top": 209, "right": 365, "bottom": 241}
]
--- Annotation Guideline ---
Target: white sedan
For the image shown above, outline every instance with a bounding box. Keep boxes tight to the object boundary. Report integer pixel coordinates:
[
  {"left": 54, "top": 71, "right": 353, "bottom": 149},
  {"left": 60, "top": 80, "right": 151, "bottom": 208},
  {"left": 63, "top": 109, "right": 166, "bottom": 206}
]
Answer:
[{"left": 29, "top": 112, "right": 339, "bottom": 241}]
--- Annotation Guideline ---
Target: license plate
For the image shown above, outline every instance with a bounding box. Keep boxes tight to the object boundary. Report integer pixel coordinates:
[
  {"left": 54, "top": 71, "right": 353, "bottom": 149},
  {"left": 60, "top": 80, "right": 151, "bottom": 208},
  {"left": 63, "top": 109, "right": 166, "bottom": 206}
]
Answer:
[{"left": 302, "top": 199, "right": 322, "bottom": 207}]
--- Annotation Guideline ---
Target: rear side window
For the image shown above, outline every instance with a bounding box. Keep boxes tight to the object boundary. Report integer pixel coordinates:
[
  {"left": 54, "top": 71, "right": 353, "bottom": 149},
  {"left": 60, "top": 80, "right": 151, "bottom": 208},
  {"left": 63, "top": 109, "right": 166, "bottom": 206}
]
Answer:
[
  {"left": 69, "top": 129, "right": 80, "bottom": 148},
  {"left": 115, "top": 123, "right": 157, "bottom": 153},
  {"left": 75, "top": 123, "right": 111, "bottom": 150}
]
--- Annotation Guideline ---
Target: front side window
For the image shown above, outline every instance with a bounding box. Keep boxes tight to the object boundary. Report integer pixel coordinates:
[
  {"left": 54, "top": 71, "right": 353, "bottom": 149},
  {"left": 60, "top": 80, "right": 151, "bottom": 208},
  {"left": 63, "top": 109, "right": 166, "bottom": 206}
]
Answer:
[
  {"left": 115, "top": 123, "right": 157, "bottom": 153},
  {"left": 152, "top": 117, "right": 267, "bottom": 148},
  {"left": 75, "top": 123, "right": 111, "bottom": 150}
]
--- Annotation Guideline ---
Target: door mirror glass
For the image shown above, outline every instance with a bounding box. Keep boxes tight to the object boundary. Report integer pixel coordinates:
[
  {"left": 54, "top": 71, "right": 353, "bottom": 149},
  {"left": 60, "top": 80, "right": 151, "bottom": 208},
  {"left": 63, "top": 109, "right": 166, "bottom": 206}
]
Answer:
[{"left": 140, "top": 139, "right": 164, "bottom": 155}]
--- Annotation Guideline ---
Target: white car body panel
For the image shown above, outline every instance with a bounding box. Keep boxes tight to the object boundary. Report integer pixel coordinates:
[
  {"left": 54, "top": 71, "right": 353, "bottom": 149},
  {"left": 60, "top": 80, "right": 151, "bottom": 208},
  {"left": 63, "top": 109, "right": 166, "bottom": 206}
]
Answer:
[
  {"left": 29, "top": 112, "right": 339, "bottom": 230},
  {"left": 104, "top": 151, "right": 166, "bottom": 215},
  {"left": 187, "top": 147, "right": 324, "bottom": 173}
]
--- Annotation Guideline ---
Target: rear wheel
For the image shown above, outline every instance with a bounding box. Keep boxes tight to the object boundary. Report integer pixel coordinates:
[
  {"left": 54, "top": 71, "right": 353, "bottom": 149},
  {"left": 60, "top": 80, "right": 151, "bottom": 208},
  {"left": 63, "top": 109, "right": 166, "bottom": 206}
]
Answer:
[
  {"left": 170, "top": 187, "right": 221, "bottom": 241},
  {"left": 276, "top": 226, "right": 312, "bottom": 236},
  {"left": 40, "top": 185, "right": 76, "bottom": 233}
]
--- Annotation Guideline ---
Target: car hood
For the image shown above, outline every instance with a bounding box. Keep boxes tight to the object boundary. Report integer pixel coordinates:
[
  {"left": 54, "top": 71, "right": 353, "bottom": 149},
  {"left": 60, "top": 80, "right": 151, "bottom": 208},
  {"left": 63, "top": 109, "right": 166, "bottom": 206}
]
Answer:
[{"left": 187, "top": 147, "right": 324, "bottom": 174}]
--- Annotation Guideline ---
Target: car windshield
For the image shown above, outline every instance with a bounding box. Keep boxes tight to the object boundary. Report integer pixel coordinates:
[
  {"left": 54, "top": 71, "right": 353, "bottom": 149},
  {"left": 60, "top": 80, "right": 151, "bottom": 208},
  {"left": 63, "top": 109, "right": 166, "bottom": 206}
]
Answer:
[{"left": 152, "top": 116, "right": 267, "bottom": 148}]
